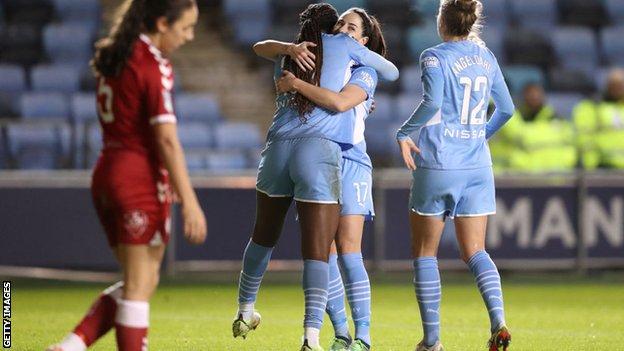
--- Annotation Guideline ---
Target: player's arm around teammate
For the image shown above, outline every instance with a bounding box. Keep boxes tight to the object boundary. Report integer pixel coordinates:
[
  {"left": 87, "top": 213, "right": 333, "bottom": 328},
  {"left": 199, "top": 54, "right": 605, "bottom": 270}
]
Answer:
[
  {"left": 396, "top": 1, "right": 514, "bottom": 351},
  {"left": 48, "top": 1, "right": 205, "bottom": 351},
  {"left": 275, "top": 8, "right": 388, "bottom": 351}
]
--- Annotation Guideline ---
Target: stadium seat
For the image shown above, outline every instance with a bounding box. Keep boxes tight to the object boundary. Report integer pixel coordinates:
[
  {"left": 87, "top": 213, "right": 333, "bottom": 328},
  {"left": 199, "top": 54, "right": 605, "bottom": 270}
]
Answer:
[
  {"left": 606, "top": 0, "right": 624, "bottom": 24},
  {"left": 558, "top": 0, "right": 608, "bottom": 28},
  {"left": 508, "top": 0, "right": 558, "bottom": 30},
  {"left": 551, "top": 27, "right": 598, "bottom": 77},
  {"left": 395, "top": 93, "right": 418, "bottom": 122},
  {"left": 481, "top": 0, "right": 508, "bottom": 29},
  {"left": 0, "top": 23, "right": 43, "bottom": 66},
  {"left": 481, "top": 28, "right": 505, "bottom": 64},
  {"left": 548, "top": 68, "right": 595, "bottom": 94},
  {"left": 177, "top": 122, "right": 213, "bottom": 149},
  {"left": 205, "top": 150, "right": 249, "bottom": 170},
  {"left": 223, "top": 0, "right": 270, "bottom": 19},
  {"left": 71, "top": 93, "right": 97, "bottom": 123},
  {"left": 2, "top": 0, "right": 54, "bottom": 26},
  {"left": 369, "top": 93, "right": 394, "bottom": 122},
  {"left": 270, "top": 0, "right": 309, "bottom": 26},
  {"left": 369, "top": 0, "right": 417, "bottom": 27},
  {"left": 400, "top": 64, "right": 423, "bottom": 94},
  {"left": 85, "top": 124, "right": 102, "bottom": 167},
  {"left": 379, "top": 24, "right": 406, "bottom": 67},
  {"left": 174, "top": 93, "right": 222, "bottom": 123},
  {"left": 31, "top": 65, "right": 81, "bottom": 93},
  {"left": 43, "top": 24, "right": 93, "bottom": 64},
  {"left": 51, "top": 0, "right": 101, "bottom": 23},
  {"left": 0, "top": 64, "right": 26, "bottom": 92},
  {"left": 267, "top": 24, "right": 299, "bottom": 42},
  {"left": 20, "top": 93, "right": 69, "bottom": 120},
  {"left": 232, "top": 18, "right": 270, "bottom": 46},
  {"left": 548, "top": 93, "right": 584, "bottom": 120},
  {"left": 213, "top": 122, "right": 262, "bottom": 150},
  {"left": 6, "top": 122, "right": 71, "bottom": 169},
  {"left": 326, "top": 0, "right": 367, "bottom": 14},
  {"left": 364, "top": 121, "right": 402, "bottom": 163},
  {"left": 504, "top": 28, "right": 554, "bottom": 70},
  {"left": 503, "top": 65, "right": 545, "bottom": 96},
  {"left": 184, "top": 151, "right": 207, "bottom": 171},
  {"left": 601, "top": 26, "right": 624, "bottom": 66},
  {"left": 407, "top": 25, "right": 441, "bottom": 62},
  {"left": 412, "top": 0, "right": 438, "bottom": 17}
]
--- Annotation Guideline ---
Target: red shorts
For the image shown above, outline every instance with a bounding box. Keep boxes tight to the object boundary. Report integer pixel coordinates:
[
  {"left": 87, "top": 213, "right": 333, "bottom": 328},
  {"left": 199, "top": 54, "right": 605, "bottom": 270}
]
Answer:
[{"left": 91, "top": 151, "right": 172, "bottom": 247}]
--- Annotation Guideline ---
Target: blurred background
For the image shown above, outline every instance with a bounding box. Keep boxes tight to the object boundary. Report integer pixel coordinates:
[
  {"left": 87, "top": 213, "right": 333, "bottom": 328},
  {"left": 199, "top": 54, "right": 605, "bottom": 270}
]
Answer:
[{"left": 0, "top": 0, "right": 623, "bottom": 275}]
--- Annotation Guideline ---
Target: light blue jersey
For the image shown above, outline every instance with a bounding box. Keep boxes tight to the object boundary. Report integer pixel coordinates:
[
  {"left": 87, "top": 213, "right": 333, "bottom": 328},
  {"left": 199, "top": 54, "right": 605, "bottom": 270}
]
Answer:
[
  {"left": 397, "top": 40, "right": 514, "bottom": 170},
  {"left": 268, "top": 33, "right": 399, "bottom": 149},
  {"left": 342, "top": 66, "right": 378, "bottom": 170}
]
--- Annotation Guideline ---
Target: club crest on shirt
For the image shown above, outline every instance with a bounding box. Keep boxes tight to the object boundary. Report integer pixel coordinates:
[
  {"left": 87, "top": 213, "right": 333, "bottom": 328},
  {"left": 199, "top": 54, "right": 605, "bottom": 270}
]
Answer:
[
  {"left": 422, "top": 56, "right": 440, "bottom": 69},
  {"left": 124, "top": 210, "right": 149, "bottom": 238}
]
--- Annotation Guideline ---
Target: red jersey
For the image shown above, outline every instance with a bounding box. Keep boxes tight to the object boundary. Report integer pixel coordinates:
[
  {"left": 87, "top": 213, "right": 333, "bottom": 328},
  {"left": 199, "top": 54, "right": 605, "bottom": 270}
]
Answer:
[
  {"left": 91, "top": 34, "right": 175, "bottom": 247},
  {"left": 96, "top": 33, "right": 176, "bottom": 166}
]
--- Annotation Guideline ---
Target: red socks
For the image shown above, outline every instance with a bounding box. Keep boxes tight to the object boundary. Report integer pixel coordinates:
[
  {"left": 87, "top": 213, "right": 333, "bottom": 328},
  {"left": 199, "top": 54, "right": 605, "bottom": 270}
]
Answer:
[{"left": 115, "top": 299, "right": 150, "bottom": 351}]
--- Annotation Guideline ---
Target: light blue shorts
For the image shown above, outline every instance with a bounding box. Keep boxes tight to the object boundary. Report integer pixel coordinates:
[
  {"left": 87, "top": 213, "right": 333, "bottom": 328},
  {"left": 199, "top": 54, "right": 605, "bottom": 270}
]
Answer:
[
  {"left": 409, "top": 166, "right": 496, "bottom": 218},
  {"left": 256, "top": 137, "right": 342, "bottom": 203},
  {"left": 341, "top": 158, "right": 374, "bottom": 220}
]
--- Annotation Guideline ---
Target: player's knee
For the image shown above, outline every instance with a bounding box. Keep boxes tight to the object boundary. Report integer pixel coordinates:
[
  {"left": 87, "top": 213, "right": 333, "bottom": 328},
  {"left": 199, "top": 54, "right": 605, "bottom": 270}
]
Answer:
[{"left": 335, "top": 237, "right": 359, "bottom": 254}]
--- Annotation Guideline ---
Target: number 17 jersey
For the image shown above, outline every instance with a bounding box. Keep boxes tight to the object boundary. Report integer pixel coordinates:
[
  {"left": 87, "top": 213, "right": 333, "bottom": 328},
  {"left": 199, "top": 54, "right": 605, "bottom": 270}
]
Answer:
[{"left": 415, "top": 40, "right": 509, "bottom": 170}]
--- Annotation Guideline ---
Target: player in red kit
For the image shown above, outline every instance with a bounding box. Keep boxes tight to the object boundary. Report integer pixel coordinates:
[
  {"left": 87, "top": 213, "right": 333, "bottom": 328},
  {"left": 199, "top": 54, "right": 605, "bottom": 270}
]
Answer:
[{"left": 47, "top": 1, "right": 206, "bottom": 350}]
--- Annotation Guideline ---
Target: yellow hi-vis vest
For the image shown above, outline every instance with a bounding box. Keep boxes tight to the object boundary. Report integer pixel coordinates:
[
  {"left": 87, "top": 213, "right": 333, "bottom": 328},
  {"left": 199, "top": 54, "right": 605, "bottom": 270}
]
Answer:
[
  {"left": 572, "top": 100, "right": 624, "bottom": 169},
  {"left": 489, "top": 105, "right": 577, "bottom": 172}
]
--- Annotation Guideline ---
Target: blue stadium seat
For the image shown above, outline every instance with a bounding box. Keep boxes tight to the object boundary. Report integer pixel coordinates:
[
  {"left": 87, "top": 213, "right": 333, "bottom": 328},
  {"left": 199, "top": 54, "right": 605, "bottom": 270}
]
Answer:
[
  {"left": 400, "top": 64, "right": 423, "bottom": 94},
  {"left": 184, "top": 151, "right": 207, "bottom": 171},
  {"left": 52, "top": 0, "right": 101, "bottom": 23},
  {"left": 326, "top": 0, "right": 367, "bottom": 13},
  {"left": 601, "top": 26, "right": 624, "bottom": 66},
  {"left": 369, "top": 93, "right": 394, "bottom": 122},
  {"left": 43, "top": 24, "right": 92, "bottom": 64},
  {"left": 407, "top": 25, "right": 441, "bottom": 62},
  {"left": 509, "top": 0, "right": 557, "bottom": 30},
  {"left": 223, "top": 0, "right": 270, "bottom": 19},
  {"left": 0, "top": 64, "right": 26, "bottom": 92},
  {"left": 71, "top": 93, "right": 97, "bottom": 124},
  {"left": 31, "top": 65, "right": 81, "bottom": 93},
  {"left": 85, "top": 125, "right": 102, "bottom": 167},
  {"left": 551, "top": 27, "right": 598, "bottom": 77},
  {"left": 0, "top": 23, "right": 44, "bottom": 66},
  {"left": 595, "top": 68, "right": 612, "bottom": 93},
  {"left": 481, "top": 0, "right": 508, "bottom": 29},
  {"left": 481, "top": 28, "right": 505, "bottom": 63},
  {"left": 233, "top": 18, "right": 269, "bottom": 46},
  {"left": 502, "top": 65, "right": 544, "bottom": 96},
  {"left": 213, "top": 122, "right": 262, "bottom": 150},
  {"left": 548, "top": 67, "right": 595, "bottom": 94},
  {"left": 412, "top": 0, "right": 439, "bottom": 17},
  {"left": 6, "top": 122, "right": 71, "bottom": 169},
  {"left": 364, "top": 121, "right": 401, "bottom": 159},
  {"left": 395, "top": 93, "right": 418, "bottom": 123},
  {"left": 548, "top": 93, "right": 584, "bottom": 120},
  {"left": 20, "top": 93, "right": 69, "bottom": 120},
  {"left": 177, "top": 122, "right": 213, "bottom": 149},
  {"left": 174, "top": 93, "right": 222, "bottom": 123},
  {"left": 205, "top": 150, "right": 248, "bottom": 170},
  {"left": 606, "top": 0, "right": 624, "bottom": 24}
]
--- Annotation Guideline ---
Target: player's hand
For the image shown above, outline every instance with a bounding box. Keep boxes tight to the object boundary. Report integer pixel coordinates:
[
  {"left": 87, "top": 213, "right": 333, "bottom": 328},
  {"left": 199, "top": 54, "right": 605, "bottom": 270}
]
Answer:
[
  {"left": 287, "top": 41, "right": 316, "bottom": 72},
  {"left": 398, "top": 137, "right": 420, "bottom": 171},
  {"left": 276, "top": 70, "right": 298, "bottom": 94},
  {"left": 181, "top": 202, "right": 207, "bottom": 245}
]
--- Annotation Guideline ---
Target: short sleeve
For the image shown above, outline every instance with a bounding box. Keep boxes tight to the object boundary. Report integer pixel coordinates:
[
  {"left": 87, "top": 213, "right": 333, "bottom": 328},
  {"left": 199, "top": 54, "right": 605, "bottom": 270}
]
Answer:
[
  {"left": 347, "top": 66, "right": 378, "bottom": 100},
  {"left": 144, "top": 62, "right": 176, "bottom": 126}
]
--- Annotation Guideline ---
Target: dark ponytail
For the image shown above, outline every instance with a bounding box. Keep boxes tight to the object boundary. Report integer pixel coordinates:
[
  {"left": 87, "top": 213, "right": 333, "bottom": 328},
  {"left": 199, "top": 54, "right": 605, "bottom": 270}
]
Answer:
[
  {"left": 348, "top": 8, "right": 387, "bottom": 57},
  {"left": 91, "top": 0, "right": 196, "bottom": 77},
  {"left": 285, "top": 3, "right": 338, "bottom": 118}
]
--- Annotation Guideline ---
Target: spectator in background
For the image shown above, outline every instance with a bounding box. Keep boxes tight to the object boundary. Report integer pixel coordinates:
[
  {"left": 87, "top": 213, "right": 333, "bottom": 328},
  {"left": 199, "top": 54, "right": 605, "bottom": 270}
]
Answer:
[
  {"left": 573, "top": 68, "right": 624, "bottom": 169},
  {"left": 489, "top": 82, "right": 577, "bottom": 172}
]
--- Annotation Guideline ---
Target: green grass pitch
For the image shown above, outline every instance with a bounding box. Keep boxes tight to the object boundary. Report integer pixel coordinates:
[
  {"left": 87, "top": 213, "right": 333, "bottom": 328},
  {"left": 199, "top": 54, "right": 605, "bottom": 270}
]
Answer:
[{"left": 9, "top": 273, "right": 624, "bottom": 350}]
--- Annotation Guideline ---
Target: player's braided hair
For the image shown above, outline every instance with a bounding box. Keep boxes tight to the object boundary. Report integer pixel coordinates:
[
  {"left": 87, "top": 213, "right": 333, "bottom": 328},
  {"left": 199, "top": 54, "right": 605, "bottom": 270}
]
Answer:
[
  {"left": 439, "top": 0, "right": 483, "bottom": 39},
  {"left": 347, "top": 7, "right": 387, "bottom": 57},
  {"left": 285, "top": 3, "right": 338, "bottom": 119},
  {"left": 91, "top": 0, "right": 196, "bottom": 77}
]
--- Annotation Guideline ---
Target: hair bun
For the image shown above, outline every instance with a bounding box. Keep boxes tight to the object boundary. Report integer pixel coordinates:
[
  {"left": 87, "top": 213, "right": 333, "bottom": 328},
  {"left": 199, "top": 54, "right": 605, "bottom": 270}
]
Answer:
[{"left": 455, "top": 0, "right": 477, "bottom": 13}]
